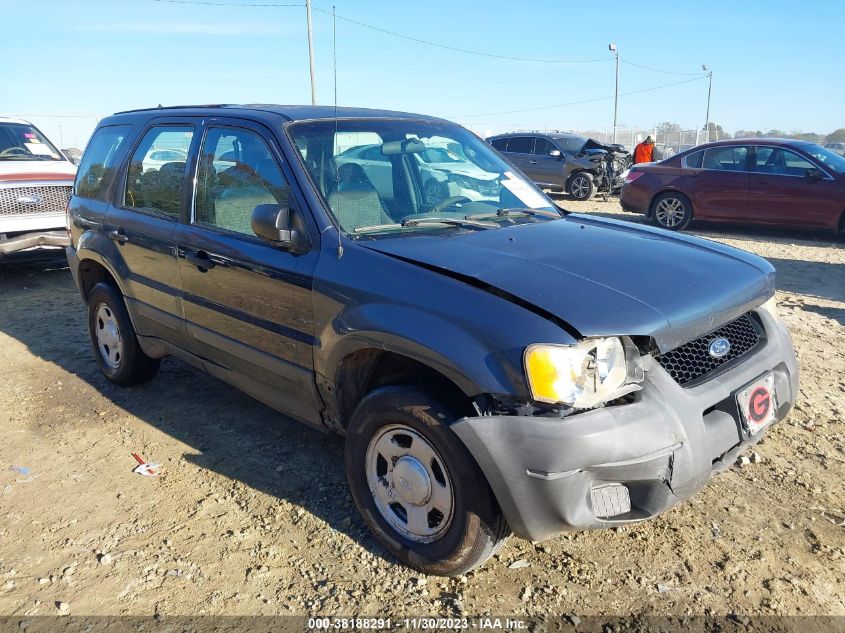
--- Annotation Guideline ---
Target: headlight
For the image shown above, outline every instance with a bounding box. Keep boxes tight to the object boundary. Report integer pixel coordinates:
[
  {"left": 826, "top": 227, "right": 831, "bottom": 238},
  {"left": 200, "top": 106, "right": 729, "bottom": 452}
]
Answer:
[
  {"left": 524, "top": 337, "right": 644, "bottom": 409},
  {"left": 760, "top": 295, "right": 778, "bottom": 318}
]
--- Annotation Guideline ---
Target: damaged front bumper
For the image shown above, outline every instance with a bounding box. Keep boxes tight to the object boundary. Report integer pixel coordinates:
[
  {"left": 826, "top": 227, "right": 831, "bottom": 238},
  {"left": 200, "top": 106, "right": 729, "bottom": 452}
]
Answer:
[{"left": 450, "top": 308, "right": 798, "bottom": 541}]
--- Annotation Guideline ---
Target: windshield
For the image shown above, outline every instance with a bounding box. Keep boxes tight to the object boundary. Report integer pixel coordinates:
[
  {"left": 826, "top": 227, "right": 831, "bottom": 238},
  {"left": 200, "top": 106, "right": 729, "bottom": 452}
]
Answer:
[
  {"left": 288, "top": 119, "right": 558, "bottom": 235},
  {"left": 799, "top": 143, "right": 845, "bottom": 174},
  {"left": 0, "top": 122, "right": 65, "bottom": 161},
  {"left": 553, "top": 135, "right": 588, "bottom": 153}
]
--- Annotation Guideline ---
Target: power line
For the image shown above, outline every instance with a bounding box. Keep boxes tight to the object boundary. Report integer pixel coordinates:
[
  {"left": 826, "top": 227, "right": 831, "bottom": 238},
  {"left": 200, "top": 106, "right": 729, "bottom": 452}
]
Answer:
[
  {"left": 619, "top": 58, "right": 702, "bottom": 76},
  {"left": 146, "top": 0, "right": 703, "bottom": 74},
  {"left": 450, "top": 75, "right": 709, "bottom": 118},
  {"left": 310, "top": 7, "right": 609, "bottom": 64},
  {"left": 150, "top": 0, "right": 303, "bottom": 6}
]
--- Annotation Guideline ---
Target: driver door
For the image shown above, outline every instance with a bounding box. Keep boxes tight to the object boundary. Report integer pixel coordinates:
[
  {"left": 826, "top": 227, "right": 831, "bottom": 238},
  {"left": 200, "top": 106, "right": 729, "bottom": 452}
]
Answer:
[{"left": 175, "top": 120, "right": 323, "bottom": 426}]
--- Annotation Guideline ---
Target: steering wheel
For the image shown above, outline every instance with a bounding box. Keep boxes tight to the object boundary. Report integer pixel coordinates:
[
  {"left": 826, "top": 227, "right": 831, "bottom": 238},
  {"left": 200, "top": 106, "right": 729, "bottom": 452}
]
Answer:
[
  {"left": 432, "top": 195, "right": 471, "bottom": 213},
  {"left": 0, "top": 147, "right": 28, "bottom": 158}
]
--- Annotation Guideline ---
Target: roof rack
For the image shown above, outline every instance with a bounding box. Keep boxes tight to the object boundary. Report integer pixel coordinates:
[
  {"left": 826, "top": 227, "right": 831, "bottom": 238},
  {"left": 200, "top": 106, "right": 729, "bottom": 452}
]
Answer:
[{"left": 113, "top": 104, "right": 232, "bottom": 115}]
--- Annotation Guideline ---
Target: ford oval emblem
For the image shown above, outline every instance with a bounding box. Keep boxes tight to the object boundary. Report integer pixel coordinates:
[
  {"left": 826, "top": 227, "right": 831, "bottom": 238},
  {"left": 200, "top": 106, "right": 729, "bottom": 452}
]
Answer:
[
  {"left": 17, "top": 194, "right": 43, "bottom": 205},
  {"left": 708, "top": 337, "right": 731, "bottom": 359}
]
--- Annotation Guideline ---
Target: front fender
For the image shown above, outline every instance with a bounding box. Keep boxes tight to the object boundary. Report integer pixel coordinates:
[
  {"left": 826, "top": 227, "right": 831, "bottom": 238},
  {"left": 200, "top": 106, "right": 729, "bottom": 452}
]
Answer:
[{"left": 316, "top": 302, "right": 525, "bottom": 399}]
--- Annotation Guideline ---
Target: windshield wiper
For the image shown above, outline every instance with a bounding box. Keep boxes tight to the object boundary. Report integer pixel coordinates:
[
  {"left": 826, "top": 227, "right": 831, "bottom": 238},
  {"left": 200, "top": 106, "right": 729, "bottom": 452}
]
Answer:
[
  {"left": 464, "top": 207, "right": 563, "bottom": 222},
  {"left": 353, "top": 223, "right": 402, "bottom": 234},
  {"left": 496, "top": 207, "right": 563, "bottom": 219},
  {"left": 401, "top": 217, "right": 501, "bottom": 230}
]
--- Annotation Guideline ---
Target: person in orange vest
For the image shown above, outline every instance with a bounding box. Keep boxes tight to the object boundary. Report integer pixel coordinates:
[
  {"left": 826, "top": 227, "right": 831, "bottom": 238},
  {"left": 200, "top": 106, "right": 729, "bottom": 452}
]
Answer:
[{"left": 633, "top": 136, "right": 655, "bottom": 164}]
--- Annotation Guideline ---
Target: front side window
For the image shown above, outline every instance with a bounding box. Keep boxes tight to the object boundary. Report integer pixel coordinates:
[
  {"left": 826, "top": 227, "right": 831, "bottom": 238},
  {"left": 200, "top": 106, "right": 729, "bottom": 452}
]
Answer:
[
  {"left": 753, "top": 147, "right": 816, "bottom": 176},
  {"left": 75, "top": 124, "right": 131, "bottom": 199},
  {"left": 0, "top": 122, "right": 65, "bottom": 161},
  {"left": 194, "top": 127, "right": 289, "bottom": 236},
  {"left": 533, "top": 138, "right": 557, "bottom": 156},
  {"left": 701, "top": 145, "right": 748, "bottom": 171},
  {"left": 800, "top": 143, "right": 845, "bottom": 174},
  {"left": 288, "top": 119, "right": 558, "bottom": 235},
  {"left": 124, "top": 126, "right": 193, "bottom": 216}
]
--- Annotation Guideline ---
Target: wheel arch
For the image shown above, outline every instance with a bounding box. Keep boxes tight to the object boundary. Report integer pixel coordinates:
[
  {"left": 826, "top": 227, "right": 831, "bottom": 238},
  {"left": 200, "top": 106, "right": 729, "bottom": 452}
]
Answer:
[
  {"left": 326, "top": 347, "right": 479, "bottom": 433},
  {"left": 647, "top": 188, "right": 692, "bottom": 219}
]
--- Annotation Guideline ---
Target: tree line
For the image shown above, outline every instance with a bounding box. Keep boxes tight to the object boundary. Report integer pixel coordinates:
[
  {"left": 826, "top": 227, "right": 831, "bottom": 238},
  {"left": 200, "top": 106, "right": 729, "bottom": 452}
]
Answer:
[{"left": 656, "top": 122, "right": 845, "bottom": 144}]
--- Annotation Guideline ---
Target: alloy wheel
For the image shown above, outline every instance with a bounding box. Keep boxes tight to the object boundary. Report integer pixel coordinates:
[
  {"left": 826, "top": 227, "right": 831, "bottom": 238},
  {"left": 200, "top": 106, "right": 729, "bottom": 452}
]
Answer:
[{"left": 655, "top": 197, "right": 687, "bottom": 227}]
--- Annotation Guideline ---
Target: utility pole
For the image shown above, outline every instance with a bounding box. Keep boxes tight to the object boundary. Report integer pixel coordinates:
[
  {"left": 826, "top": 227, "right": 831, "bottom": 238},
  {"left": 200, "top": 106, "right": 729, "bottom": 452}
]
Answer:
[
  {"left": 306, "top": 0, "right": 317, "bottom": 106},
  {"left": 609, "top": 43, "right": 619, "bottom": 144},
  {"left": 702, "top": 64, "right": 712, "bottom": 143}
]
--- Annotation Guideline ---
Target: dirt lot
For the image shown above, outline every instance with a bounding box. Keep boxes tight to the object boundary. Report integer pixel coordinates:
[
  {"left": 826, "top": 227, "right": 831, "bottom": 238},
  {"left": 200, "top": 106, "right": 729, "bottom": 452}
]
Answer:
[{"left": 1, "top": 201, "right": 843, "bottom": 620}]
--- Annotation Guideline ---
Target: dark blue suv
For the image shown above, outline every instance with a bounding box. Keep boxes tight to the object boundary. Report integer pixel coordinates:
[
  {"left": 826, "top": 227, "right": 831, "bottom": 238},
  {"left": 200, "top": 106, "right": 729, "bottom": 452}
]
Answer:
[{"left": 67, "top": 105, "right": 798, "bottom": 576}]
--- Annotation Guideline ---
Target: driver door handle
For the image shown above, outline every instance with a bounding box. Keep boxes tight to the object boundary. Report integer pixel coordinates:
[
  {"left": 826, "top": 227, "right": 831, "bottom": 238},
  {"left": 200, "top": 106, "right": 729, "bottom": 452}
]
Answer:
[
  {"left": 528, "top": 160, "right": 539, "bottom": 164},
  {"left": 184, "top": 250, "right": 216, "bottom": 271}
]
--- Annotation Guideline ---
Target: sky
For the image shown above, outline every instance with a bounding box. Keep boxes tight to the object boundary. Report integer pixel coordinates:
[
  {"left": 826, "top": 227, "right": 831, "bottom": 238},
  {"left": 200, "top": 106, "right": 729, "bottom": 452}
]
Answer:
[{"left": 2, "top": 0, "right": 844, "bottom": 149}]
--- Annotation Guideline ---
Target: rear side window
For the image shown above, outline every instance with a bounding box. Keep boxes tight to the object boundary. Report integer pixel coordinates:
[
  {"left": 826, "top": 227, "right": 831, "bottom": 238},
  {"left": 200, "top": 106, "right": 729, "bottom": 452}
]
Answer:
[
  {"left": 75, "top": 125, "right": 131, "bottom": 199},
  {"left": 489, "top": 138, "right": 508, "bottom": 151},
  {"left": 506, "top": 137, "right": 533, "bottom": 153},
  {"left": 682, "top": 150, "right": 703, "bottom": 168},
  {"left": 701, "top": 146, "right": 749, "bottom": 171},
  {"left": 124, "top": 126, "right": 193, "bottom": 216}
]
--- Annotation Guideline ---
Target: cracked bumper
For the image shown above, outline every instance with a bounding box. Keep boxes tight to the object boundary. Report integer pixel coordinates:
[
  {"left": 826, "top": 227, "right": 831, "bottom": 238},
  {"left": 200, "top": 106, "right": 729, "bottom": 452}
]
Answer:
[{"left": 450, "top": 308, "right": 798, "bottom": 541}]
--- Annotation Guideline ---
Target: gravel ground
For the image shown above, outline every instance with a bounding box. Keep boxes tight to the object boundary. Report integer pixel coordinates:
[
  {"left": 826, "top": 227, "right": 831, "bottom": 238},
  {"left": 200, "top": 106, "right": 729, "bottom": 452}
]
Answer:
[{"left": 0, "top": 199, "right": 843, "bottom": 619}]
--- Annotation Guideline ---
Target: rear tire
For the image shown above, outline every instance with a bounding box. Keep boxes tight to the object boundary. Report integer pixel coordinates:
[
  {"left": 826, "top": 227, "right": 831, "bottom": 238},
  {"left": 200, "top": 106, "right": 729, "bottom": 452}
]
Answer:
[
  {"left": 650, "top": 191, "right": 693, "bottom": 231},
  {"left": 568, "top": 172, "right": 596, "bottom": 201},
  {"left": 87, "top": 282, "right": 160, "bottom": 385},
  {"left": 345, "top": 386, "right": 509, "bottom": 576}
]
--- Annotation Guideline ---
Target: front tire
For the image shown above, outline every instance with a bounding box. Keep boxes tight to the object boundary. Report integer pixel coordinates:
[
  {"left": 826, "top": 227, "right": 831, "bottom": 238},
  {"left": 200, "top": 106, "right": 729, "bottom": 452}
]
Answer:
[
  {"left": 650, "top": 191, "right": 693, "bottom": 231},
  {"left": 345, "top": 386, "right": 509, "bottom": 576},
  {"left": 87, "top": 282, "right": 160, "bottom": 385},
  {"left": 568, "top": 172, "right": 596, "bottom": 201}
]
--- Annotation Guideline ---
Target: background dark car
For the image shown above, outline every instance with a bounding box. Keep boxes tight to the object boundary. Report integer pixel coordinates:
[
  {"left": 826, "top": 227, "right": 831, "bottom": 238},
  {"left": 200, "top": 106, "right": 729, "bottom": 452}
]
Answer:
[
  {"left": 487, "top": 132, "right": 628, "bottom": 199},
  {"left": 620, "top": 138, "right": 845, "bottom": 233}
]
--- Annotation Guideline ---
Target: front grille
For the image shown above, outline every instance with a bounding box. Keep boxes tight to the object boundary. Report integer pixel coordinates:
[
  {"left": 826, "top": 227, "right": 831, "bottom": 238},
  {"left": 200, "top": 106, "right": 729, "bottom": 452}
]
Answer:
[
  {"left": 655, "top": 313, "right": 763, "bottom": 386},
  {"left": 0, "top": 185, "right": 72, "bottom": 217}
]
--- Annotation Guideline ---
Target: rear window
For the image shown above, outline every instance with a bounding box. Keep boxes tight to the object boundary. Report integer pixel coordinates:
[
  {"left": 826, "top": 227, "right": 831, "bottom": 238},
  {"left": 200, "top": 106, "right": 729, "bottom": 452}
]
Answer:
[{"left": 75, "top": 125, "right": 132, "bottom": 199}]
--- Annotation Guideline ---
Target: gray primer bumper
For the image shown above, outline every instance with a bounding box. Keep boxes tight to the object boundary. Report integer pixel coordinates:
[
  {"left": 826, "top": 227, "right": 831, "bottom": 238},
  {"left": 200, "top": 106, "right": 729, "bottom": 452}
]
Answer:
[{"left": 451, "top": 308, "right": 798, "bottom": 541}]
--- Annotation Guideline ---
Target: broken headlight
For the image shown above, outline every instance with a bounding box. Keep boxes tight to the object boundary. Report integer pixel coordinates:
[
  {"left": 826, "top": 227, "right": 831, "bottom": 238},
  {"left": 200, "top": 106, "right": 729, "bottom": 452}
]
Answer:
[{"left": 524, "top": 337, "right": 644, "bottom": 409}]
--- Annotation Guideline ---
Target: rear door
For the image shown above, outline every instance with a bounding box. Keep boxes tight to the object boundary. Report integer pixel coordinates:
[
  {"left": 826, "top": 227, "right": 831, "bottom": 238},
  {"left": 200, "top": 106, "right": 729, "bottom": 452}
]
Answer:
[
  {"left": 105, "top": 119, "right": 199, "bottom": 346},
  {"left": 526, "top": 137, "right": 565, "bottom": 188},
  {"left": 499, "top": 136, "right": 534, "bottom": 178},
  {"left": 680, "top": 145, "right": 750, "bottom": 220},
  {"left": 746, "top": 146, "right": 840, "bottom": 227},
  {"left": 175, "top": 118, "right": 323, "bottom": 426}
]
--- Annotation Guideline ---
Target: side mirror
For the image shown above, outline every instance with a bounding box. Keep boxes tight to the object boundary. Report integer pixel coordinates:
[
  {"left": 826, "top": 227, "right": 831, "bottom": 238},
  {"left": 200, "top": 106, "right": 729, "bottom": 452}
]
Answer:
[
  {"left": 251, "top": 204, "right": 309, "bottom": 252},
  {"left": 805, "top": 167, "right": 823, "bottom": 181},
  {"left": 549, "top": 149, "right": 562, "bottom": 159}
]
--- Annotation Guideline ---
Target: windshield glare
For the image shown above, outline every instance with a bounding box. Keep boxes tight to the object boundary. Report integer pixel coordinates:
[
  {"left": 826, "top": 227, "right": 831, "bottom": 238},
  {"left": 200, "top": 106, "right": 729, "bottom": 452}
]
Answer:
[
  {"left": 553, "top": 135, "right": 588, "bottom": 153},
  {"left": 0, "top": 123, "right": 64, "bottom": 161},
  {"left": 800, "top": 143, "right": 845, "bottom": 174},
  {"left": 288, "top": 120, "right": 557, "bottom": 235}
]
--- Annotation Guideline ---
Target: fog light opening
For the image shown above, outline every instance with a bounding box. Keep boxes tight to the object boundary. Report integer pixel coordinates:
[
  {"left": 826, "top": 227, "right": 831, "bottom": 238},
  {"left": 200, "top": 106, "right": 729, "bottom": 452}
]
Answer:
[{"left": 591, "top": 483, "right": 631, "bottom": 518}]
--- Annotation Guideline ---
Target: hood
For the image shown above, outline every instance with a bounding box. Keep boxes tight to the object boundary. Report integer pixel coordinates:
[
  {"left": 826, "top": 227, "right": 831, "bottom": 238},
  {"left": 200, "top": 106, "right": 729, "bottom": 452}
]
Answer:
[
  {"left": 582, "top": 138, "right": 628, "bottom": 154},
  {"left": 361, "top": 215, "right": 775, "bottom": 352},
  {"left": 0, "top": 160, "right": 76, "bottom": 182}
]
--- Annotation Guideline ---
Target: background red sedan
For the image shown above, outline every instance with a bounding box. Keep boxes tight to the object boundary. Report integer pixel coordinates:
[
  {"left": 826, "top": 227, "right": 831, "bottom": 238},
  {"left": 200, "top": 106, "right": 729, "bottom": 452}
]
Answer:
[{"left": 620, "top": 138, "right": 845, "bottom": 233}]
